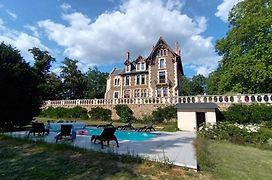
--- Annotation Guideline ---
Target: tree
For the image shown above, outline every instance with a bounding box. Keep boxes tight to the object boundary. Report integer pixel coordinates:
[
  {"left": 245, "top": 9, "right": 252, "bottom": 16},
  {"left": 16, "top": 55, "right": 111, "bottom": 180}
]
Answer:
[
  {"left": 29, "top": 47, "right": 56, "bottom": 100},
  {"left": 179, "top": 75, "right": 207, "bottom": 95},
  {"left": 84, "top": 67, "right": 108, "bottom": 98},
  {"left": 191, "top": 74, "right": 206, "bottom": 95},
  {"left": 45, "top": 72, "right": 63, "bottom": 100},
  {"left": 60, "top": 58, "right": 87, "bottom": 99},
  {"left": 179, "top": 76, "right": 191, "bottom": 96},
  {"left": 0, "top": 43, "right": 42, "bottom": 129},
  {"left": 210, "top": 0, "right": 272, "bottom": 94}
]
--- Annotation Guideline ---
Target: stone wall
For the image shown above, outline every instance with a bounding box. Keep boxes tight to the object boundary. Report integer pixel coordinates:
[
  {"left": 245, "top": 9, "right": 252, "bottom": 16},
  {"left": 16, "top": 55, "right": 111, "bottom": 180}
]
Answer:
[
  {"left": 44, "top": 103, "right": 231, "bottom": 120},
  {"left": 44, "top": 94, "right": 272, "bottom": 120}
]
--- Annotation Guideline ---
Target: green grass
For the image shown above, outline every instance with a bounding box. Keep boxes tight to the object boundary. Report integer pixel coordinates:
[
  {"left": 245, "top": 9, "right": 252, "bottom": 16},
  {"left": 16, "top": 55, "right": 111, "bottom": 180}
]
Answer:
[
  {"left": 196, "top": 138, "right": 272, "bottom": 180},
  {"left": 0, "top": 135, "right": 207, "bottom": 180}
]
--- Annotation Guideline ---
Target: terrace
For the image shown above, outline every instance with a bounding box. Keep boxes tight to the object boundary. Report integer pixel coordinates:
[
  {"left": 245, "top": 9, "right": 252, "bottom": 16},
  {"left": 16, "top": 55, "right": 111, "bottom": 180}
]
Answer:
[{"left": 8, "top": 127, "right": 197, "bottom": 170}]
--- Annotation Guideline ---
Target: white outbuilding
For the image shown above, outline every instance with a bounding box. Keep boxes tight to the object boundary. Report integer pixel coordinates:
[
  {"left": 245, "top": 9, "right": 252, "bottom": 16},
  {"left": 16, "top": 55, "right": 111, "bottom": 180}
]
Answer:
[{"left": 176, "top": 103, "right": 218, "bottom": 131}]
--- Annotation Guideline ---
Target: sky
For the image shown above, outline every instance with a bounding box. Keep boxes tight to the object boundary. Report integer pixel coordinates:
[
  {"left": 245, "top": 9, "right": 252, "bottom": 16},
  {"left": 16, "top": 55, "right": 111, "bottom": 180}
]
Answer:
[{"left": 0, "top": 0, "right": 241, "bottom": 77}]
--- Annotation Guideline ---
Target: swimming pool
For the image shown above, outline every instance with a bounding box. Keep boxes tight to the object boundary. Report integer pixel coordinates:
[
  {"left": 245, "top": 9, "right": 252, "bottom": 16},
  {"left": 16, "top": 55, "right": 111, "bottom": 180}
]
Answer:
[{"left": 87, "top": 127, "right": 157, "bottom": 141}]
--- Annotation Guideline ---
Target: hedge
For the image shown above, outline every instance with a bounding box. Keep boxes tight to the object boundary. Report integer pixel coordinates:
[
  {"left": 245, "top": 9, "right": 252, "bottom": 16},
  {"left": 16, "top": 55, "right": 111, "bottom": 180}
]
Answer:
[
  {"left": 223, "top": 104, "right": 272, "bottom": 124},
  {"left": 39, "top": 106, "right": 88, "bottom": 119}
]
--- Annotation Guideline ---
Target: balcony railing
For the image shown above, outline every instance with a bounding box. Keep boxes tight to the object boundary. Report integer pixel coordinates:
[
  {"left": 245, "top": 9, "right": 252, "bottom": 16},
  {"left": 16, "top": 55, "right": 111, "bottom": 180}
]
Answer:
[{"left": 44, "top": 94, "right": 272, "bottom": 107}]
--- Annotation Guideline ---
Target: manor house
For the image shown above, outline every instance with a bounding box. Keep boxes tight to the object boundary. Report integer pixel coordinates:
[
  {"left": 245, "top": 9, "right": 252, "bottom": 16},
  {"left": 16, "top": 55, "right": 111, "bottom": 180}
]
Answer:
[{"left": 104, "top": 37, "right": 184, "bottom": 99}]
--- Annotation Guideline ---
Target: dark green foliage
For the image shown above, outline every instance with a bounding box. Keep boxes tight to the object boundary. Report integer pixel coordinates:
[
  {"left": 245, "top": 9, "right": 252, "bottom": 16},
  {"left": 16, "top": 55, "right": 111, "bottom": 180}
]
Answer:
[
  {"left": 40, "top": 106, "right": 88, "bottom": 119},
  {"left": 61, "top": 58, "right": 87, "bottom": 99},
  {"left": 179, "top": 74, "right": 207, "bottom": 95},
  {"left": 223, "top": 104, "right": 272, "bottom": 124},
  {"left": 29, "top": 47, "right": 60, "bottom": 100},
  {"left": 209, "top": 0, "right": 272, "bottom": 94},
  {"left": 0, "top": 43, "right": 42, "bottom": 129},
  {"left": 84, "top": 67, "right": 108, "bottom": 99},
  {"left": 88, "top": 107, "right": 112, "bottom": 121},
  {"left": 114, "top": 105, "right": 134, "bottom": 123},
  {"left": 152, "top": 106, "right": 177, "bottom": 123}
]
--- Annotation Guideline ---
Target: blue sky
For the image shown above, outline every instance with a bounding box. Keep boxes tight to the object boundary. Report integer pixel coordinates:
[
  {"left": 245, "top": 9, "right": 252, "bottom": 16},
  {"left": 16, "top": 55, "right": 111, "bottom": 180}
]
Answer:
[{"left": 0, "top": 0, "right": 240, "bottom": 76}]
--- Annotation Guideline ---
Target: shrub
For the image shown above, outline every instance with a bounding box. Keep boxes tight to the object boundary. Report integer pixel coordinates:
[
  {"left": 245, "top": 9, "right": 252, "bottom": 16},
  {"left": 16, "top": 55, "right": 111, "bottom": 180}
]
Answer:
[
  {"left": 114, "top": 105, "right": 134, "bottom": 123},
  {"left": 223, "top": 104, "right": 272, "bottom": 124},
  {"left": 152, "top": 106, "right": 177, "bottom": 123},
  {"left": 69, "top": 106, "right": 88, "bottom": 119},
  {"left": 198, "top": 122, "right": 271, "bottom": 145},
  {"left": 88, "top": 107, "right": 111, "bottom": 121},
  {"left": 39, "top": 106, "right": 88, "bottom": 119}
]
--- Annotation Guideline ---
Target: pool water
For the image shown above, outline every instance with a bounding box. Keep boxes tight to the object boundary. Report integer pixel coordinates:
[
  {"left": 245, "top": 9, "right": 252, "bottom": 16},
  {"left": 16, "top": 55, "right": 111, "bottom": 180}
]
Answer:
[{"left": 87, "top": 128, "right": 157, "bottom": 141}]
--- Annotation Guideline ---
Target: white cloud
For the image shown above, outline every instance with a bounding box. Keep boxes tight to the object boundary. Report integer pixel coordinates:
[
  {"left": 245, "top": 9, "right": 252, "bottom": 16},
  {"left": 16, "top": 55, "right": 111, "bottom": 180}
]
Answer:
[
  {"left": 6, "top": 10, "right": 17, "bottom": 21},
  {"left": 215, "top": 0, "right": 241, "bottom": 22},
  {"left": 0, "top": 20, "right": 51, "bottom": 62},
  {"left": 38, "top": 0, "right": 220, "bottom": 75},
  {"left": 60, "top": 2, "right": 72, "bottom": 11},
  {"left": 24, "top": 25, "right": 40, "bottom": 37}
]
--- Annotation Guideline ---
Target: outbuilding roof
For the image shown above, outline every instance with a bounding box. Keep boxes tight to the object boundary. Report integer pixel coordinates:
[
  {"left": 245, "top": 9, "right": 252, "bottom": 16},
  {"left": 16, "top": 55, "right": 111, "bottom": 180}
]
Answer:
[{"left": 175, "top": 103, "right": 218, "bottom": 109}]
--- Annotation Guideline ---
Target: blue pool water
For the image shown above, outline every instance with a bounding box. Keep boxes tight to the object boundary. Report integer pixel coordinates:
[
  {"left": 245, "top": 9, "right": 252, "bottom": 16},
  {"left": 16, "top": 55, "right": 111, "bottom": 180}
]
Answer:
[{"left": 87, "top": 127, "right": 157, "bottom": 141}]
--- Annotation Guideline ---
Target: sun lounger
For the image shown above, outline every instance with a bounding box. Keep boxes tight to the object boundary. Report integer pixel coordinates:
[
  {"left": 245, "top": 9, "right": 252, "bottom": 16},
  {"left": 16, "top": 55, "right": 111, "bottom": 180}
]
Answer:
[
  {"left": 97, "top": 122, "right": 114, "bottom": 128},
  {"left": 91, "top": 128, "right": 119, "bottom": 149},
  {"left": 117, "top": 122, "right": 135, "bottom": 130},
  {"left": 137, "top": 123, "right": 156, "bottom": 132},
  {"left": 55, "top": 125, "right": 76, "bottom": 143},
  {"left": 27, "top": 122, "right": 49, "bottom": 137}
]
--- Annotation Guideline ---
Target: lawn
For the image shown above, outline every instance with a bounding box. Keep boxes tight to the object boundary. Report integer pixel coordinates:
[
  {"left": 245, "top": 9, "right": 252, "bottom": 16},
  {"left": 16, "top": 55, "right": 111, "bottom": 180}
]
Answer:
[
  {"left": 0, "top": 135, "right": 207, "bottom": 180},
  {"left": 197, "top": 139, "right": 272, "bottom": 180}
]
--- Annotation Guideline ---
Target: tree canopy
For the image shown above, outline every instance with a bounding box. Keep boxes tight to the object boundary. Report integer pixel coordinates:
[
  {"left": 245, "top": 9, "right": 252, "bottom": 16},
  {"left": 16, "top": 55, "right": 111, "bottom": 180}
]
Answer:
[
  {"left": 179, "top": 74, "right": 207, "bottom": 95},
  {"left": 84, "top": 67, "right": 108, "bottom": 99},
  {"left": 0, "top": 43, "right": 42, "bottom": 129},
  {"left": 208, "top": 0, "right": 272, "bottom": 94},
  {"left": 61, "top": 58, "right": 87, "bottom": 99}
]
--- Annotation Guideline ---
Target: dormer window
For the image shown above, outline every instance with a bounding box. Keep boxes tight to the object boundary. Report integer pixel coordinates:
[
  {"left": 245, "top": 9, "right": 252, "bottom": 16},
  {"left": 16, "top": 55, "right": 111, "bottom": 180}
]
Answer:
[
  {"left": 141, "top": 63, "right": 145, "bottom": 70},
  {"left": 136, "top": 63, "right": 140, "bottom": 71},
  {"left": 126, "top": 65, "right": 130, "bottom": 72}
]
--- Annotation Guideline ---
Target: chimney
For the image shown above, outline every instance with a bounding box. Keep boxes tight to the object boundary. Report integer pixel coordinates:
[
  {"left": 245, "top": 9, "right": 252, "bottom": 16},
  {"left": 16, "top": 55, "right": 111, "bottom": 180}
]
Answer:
[
  {"left": 175, "top": 42, "right": 181, "bottom": 56},
  {"left": 126, "top": 52, "right": 130, "bottom": 61}
]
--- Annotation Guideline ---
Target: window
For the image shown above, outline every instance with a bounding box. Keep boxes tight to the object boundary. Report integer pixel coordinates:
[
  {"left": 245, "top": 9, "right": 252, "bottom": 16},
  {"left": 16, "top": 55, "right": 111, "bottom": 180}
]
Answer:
[
  {"left": 114, "top": 91, "right": 119, "bottom": 98},
  {"left": 157, "top": 88, "right": 162, "bottom": 97},
  {"left": 141, "top": 63, "right": 145, "bottom": 70},
  {"left": 136, "top": 75, "right": 140, "bottom": 85},
  {"left": 159, "top": 58, "right": 165, "bottom": 68},
  {"left": 126, "top": 65, "right": 130, "bottom": 72},
  {"left": 156, "top": 87, "right": 168, "bottom": 97},
  {"left": 114, "top": 78, "right": 120, "bottom": 86},
  {"left": 125, "top": 75, "right": 130, "bottom": 86},
  {"left": 141, "top": 75, "right": 145, "bottom": 84},
  {"left": 163, "top": 49, "right": 167, "bottom": 56},
  {"left": 136, "top": 74, "right": 145, "bottom": 85},
  {"left": 163, "top": 87, "right": 168, "bottom": 97},
  {"left": 124, "top": 90, "right": 130, "bottom": 98},
  {"left": 134, "top": 89, "right": 140, "bottom": 98},
  {"left": 136, "top": 63, "right": 140, "bottom": 71},
  {"left": 141, "top": 89, "right": 147, "bottom": 97},
  {"left": 159, "top": 71, "right": 166, "bottom": 83}
]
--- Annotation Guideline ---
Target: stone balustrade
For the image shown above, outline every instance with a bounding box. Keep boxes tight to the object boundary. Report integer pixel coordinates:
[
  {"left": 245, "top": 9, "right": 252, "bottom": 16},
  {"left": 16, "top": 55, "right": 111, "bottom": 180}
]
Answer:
[{"left": 44, "top": 94, "right": 272, "bottom": 107}]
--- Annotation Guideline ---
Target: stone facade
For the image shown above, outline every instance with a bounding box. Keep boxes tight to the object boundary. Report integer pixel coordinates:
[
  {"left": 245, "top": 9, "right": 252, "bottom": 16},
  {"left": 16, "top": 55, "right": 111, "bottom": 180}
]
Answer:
[{"left": 104, "top": 37, "right": 184, "bottom": 99}]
